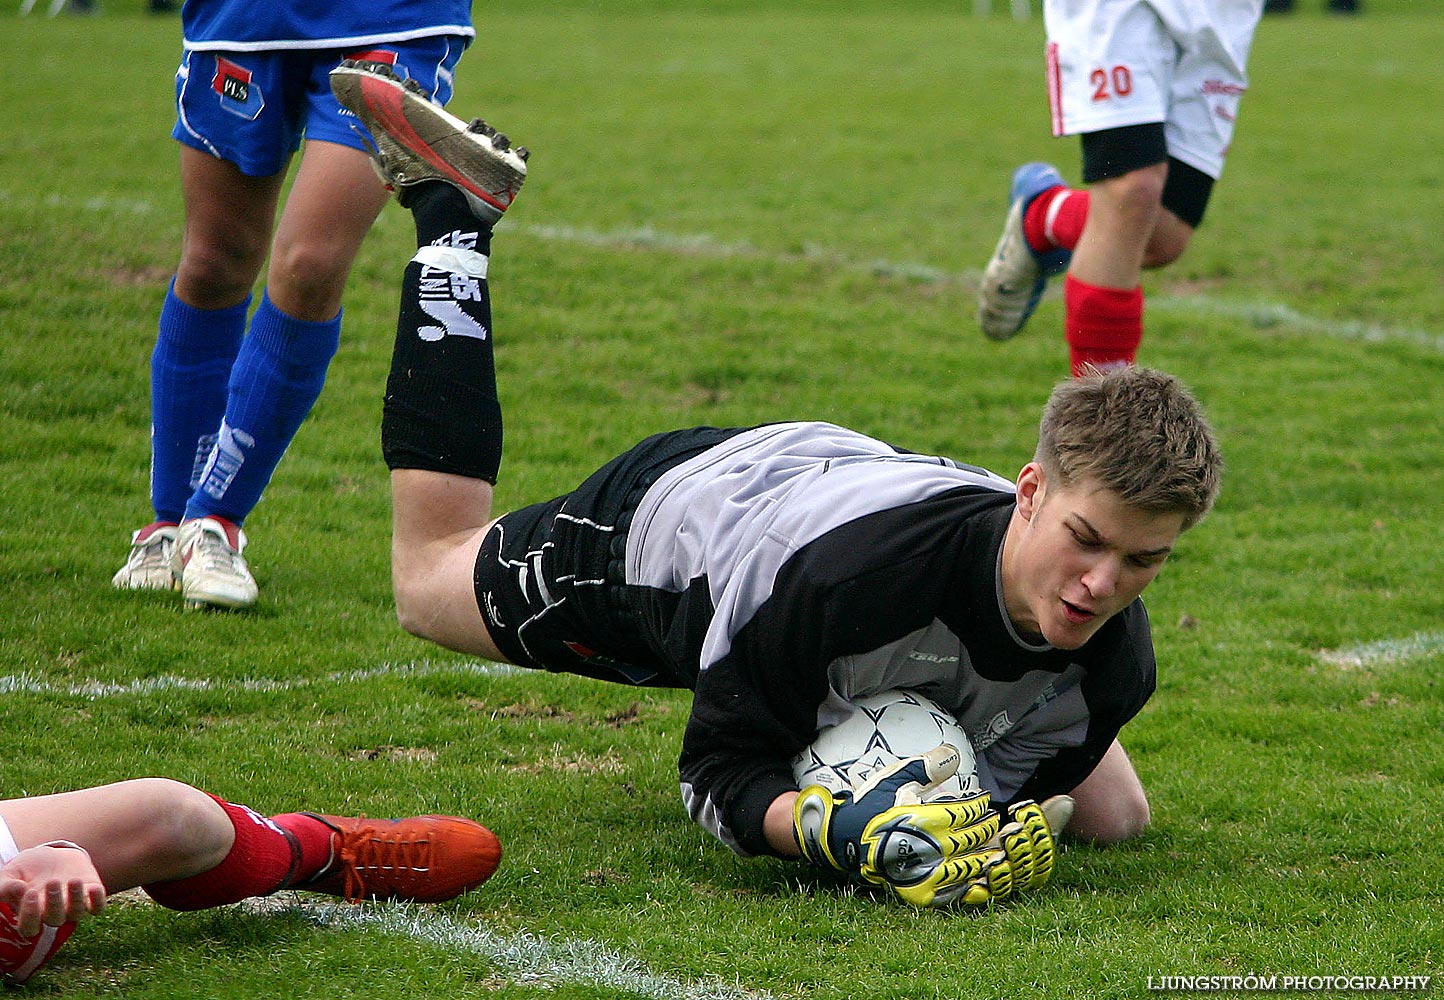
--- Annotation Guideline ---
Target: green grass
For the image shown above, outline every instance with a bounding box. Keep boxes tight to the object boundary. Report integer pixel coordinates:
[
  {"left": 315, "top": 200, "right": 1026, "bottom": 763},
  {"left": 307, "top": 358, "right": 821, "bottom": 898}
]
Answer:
[{"left": 3, "top": 4, "right": 1442, "bottom": 998}]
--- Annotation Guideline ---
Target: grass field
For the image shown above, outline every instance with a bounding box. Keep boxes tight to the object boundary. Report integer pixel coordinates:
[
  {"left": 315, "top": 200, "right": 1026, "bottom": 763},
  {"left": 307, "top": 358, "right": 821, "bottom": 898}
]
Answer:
[{"left": 2, "top": 3, "right": 1442, "bottom": 997}]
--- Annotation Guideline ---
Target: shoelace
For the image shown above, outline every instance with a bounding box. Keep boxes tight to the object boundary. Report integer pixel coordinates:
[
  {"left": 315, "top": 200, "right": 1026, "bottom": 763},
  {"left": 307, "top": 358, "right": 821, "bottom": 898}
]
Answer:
[
  {"left": 130, "top": 532, "right": 173, "bottom": 565},
  {"left": 335, "top": 826, "right": 433, "bottom": 903},
  {"left": 191, "top": 529, "right": 244, "bottom": 577}
]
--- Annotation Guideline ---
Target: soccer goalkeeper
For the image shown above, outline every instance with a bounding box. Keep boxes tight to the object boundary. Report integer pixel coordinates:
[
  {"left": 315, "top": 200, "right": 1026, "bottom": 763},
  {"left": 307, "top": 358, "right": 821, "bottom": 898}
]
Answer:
[{"left": 331, "top": 63, "right": 1223, "bottom": 908}]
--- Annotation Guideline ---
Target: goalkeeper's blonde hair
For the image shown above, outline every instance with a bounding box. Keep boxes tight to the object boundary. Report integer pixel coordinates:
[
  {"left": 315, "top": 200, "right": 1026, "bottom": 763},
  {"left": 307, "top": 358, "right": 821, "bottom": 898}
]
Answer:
[{"left": 1035, "top": 366, "right": 1222, "bottom": 530}]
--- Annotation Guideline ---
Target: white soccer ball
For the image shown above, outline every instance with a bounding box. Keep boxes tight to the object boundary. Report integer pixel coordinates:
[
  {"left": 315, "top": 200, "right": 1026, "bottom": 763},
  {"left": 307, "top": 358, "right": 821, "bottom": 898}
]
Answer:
[{"left": 792, "top": 689, "right": 980, "bottom": 800}]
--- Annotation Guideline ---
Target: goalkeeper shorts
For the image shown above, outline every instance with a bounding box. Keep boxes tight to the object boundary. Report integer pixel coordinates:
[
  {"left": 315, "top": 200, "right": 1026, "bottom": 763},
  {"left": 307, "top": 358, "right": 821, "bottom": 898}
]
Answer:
[{"left": 473, "top": 425, "right": 747, "bottom": 686}]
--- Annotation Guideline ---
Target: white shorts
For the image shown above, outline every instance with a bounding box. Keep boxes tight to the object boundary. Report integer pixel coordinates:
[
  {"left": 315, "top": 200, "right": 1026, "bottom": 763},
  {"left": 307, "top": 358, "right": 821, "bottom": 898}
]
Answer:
[
  {"left": 0, "top": 816, "right": 17, "bottom": 864},
  {"left": 1044, "top": 0, "right": 1264, "bottom": 178}
]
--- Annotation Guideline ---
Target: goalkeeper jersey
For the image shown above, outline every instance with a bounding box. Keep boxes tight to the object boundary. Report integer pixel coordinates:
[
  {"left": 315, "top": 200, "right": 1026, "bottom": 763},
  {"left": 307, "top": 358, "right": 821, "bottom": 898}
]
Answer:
[
  {"left": 179, "top": 0, "right": 474, "bottom": 52},
  {"left": 616, "top": 422, "right": 1157, "bottom": 857}
]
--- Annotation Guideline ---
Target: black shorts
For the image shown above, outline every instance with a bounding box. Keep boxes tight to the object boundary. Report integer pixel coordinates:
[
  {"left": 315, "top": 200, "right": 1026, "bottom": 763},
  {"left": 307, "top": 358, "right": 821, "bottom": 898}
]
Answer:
[
  {"left": 1081, "top": 124, "right": 1215, "bottom": 228},
  {"left": 473, "top": 425, "right": 746, "bottom": 687}
]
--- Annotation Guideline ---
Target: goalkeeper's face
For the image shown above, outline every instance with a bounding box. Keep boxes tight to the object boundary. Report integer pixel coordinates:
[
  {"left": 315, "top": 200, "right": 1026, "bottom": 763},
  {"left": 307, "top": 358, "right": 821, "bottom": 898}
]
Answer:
[{"left": 1002, "top": 464, "right": 1186, "bottom": 650}]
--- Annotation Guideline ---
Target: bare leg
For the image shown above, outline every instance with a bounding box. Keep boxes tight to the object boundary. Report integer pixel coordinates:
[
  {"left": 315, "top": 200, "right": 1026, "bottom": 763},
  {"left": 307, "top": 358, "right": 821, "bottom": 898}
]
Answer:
[
  {"left": 0, "top": 779, "right": 232, "bottom": 892},
  {"left": 265, "top": 140, "right": 390, "bottom": 321},
  {"left": 1069, "top": 164, "right": 1167, "bottom": 291},
  {"left": 173, "top": 146, "right": 285, "bottom": 310},
  {"left": 1143, "top": 205, "right": 1195, "bottom": 270},
  {"left": 390, "top": 471, "right": 506, "bottom": 659},
  {"left": 1066, "top": 739, "right": 1150, "bottom": 844}
]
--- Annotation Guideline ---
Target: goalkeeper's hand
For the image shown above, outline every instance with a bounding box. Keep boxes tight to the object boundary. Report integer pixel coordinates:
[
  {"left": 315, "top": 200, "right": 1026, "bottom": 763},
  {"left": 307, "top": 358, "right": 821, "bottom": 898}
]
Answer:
[
  {"left": 793, "top": 745, "right": 1003, "bottom": 906},
  {"left": 932, "top": 795, "right": 1075, "bottom": 908}
]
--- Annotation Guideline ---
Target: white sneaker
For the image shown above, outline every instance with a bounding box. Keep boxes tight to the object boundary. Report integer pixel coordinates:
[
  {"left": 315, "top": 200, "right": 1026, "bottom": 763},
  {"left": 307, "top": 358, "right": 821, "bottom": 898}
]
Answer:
[
  {"left": 112, "top": 521, "right": 179, "bottom": 591},
  {"left": 977, "top": 162, "right": 1071, "bottom": 341},
  {"left": 172, "top": 517, "right": 257, "bottom": 610}
]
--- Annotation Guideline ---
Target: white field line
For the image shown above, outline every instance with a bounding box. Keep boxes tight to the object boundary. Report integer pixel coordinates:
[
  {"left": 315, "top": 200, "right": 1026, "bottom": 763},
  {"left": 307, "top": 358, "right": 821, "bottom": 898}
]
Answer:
[
  {"left": 1316, "top": 631, "right": 1444, "bottom": 670},
  {"left": 247, "top": 898, "right": 770, "bottom": 1000},
  {"left": 0, "top": 660, "right": 523, "bottom": 700},
  {"left": 107, "top": 893, "right": 769, "bottom": 999},
  {"left": 7, "top": 188, "right": 1440, "bottom": 352}
]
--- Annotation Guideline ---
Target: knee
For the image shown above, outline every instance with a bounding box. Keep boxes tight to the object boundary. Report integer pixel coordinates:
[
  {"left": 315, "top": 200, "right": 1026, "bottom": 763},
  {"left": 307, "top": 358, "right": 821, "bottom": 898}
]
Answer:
[
  {"left": 391, "top": 564, "right": 443, "bottom": 645},
  {"left": 266, "top": 241, "right": 350, "bottom": 319},
  {"left": 175, "top": 238, "right": 268, "bottom": 307},
  {"left": 1107, "top": 168, "right": 1168, "bottom": 214},
  {"left": 1066, "top": 787, "right": 1151, "bottom": 846},
  {"left": 1143, "top": 214, "right": 1194, "bottom": 268},
  {"left": 122, "top": 779, "right": 232, "bottom": 869},
  {"left": 392, "top": 589, "right": 432, "bottom": 642}
]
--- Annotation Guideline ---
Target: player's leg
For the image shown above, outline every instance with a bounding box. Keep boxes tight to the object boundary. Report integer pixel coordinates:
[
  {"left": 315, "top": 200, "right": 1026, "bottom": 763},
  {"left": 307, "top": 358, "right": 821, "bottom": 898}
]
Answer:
[
  {"left": 1062, "top": 151, "right": 1162, "bottom": 375},
  {"left": 1062, "top": 0, "right": 1256, "bottom": 375},
  {"left": 265, "top": 143, "right": 389, "bottom": 322},
  {"left": 116, "top": 46, "right": 290, "bottom": 596},
  {"left": 1063, "top": 7, "right": 1247, "bottom": 380},
  {"left": 2, "top": 779, "right": 500, "bottom": 982},
  {"left": 1, "top": 779, "right": 233, "bottom": 890},
  {"left": 169, "top": 140, "right": 389, "bottom": 610},
  {"left": 983, "top": 0, "right": 1173, "bottom": 372},
  {"left": 1064, "top": 739, "right": 1150, "bottom": 844},
  {"left": 0, "top": 778, "right": 232, "bottom": 984},
  {"left": 113, "top": 145, "right": 283, "bottom": 594},
  {"left": 2, "top": 779, "right": 499, "bottom": 903},
  {"left": 166, "top": 51, "right": 390, "bottom": 609},
  {"left": 327, "top": 60, "right": 528, "bottom": 659},
  {"left": 169, "top": 40, "right": 474, "bottom": 611}
]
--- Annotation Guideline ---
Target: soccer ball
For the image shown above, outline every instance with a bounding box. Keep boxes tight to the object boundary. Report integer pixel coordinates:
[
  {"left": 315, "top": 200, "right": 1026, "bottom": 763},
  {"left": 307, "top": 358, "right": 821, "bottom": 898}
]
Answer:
[{"left": 792, "top": 689, "right": 980, "bottom": 800}]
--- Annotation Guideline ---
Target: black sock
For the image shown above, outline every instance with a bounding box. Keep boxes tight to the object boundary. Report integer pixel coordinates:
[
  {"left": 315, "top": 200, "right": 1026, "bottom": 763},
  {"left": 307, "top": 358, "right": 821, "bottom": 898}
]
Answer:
[{"left": 381, "top": 182, "right": 503, "bottom": 482}]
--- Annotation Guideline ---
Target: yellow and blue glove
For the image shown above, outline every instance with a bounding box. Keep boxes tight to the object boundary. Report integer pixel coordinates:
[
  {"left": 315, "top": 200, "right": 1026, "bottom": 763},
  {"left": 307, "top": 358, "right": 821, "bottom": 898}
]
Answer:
[
  {"left": 934, "top": 795, "right": 1074, "bottom": 907},
  {"left": 792, "top": 746, "right": 1073, "bottom": 908},
  {"left": 793, "top": 746, "right": 998, "bottom": 906}
]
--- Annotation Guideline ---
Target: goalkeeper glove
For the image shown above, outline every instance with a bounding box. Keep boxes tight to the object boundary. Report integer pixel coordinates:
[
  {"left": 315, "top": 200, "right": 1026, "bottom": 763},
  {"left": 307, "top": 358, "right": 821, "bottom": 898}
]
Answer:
[
  {"left": 793, "top": 745, "right": 1003, "bottom": 906},
  {"left": 938, "top": 795, "right": 1075, "bottom": 907}
]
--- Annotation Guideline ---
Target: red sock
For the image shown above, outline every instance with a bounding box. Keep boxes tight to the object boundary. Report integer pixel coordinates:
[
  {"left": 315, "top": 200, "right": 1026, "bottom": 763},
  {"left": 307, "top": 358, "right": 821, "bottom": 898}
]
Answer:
[
  {"left": 143, "top": 797, "right": 337, "bottom": 911},
  {"left": 1024, "top": 186, "right": 1090, "bottom": 254},
  {"left": 1064, "top": 275, "right": 1143, "bottom": 377}
]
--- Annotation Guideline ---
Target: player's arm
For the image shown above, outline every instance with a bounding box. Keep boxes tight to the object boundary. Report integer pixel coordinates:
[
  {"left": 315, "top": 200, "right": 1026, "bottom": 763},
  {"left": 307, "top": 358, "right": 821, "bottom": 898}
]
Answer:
[
  {"left": 763, "top": 792, "right": 801, "bottom": 856},
  {"left": 0, "top": 842, "right": 107, "bottom": 936},
  {"left": 680, "top": 524, "right": 955, "bottom": 856}
]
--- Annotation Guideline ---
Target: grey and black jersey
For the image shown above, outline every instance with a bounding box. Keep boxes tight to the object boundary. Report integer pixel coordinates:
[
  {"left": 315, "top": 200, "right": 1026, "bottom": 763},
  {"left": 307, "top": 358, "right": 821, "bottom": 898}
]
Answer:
[{"left": 475, "top": 421, "right": 1156, "bottom": 858}]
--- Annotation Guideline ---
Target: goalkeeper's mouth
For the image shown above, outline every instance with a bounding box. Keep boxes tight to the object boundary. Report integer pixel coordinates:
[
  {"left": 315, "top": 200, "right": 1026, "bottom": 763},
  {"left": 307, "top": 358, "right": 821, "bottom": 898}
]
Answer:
[{"left": 1060, "top": 599, "right": 1097, "bottom": 625}]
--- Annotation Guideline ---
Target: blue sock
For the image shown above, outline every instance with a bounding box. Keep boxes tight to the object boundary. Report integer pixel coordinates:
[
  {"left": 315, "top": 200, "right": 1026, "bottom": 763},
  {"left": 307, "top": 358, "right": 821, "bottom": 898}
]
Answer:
[
  {"left": 185, "top": 292, "right": 341, "bottom": 525},
  {"left": 150, "top": 280, "right": 247, "bottom": 523}
]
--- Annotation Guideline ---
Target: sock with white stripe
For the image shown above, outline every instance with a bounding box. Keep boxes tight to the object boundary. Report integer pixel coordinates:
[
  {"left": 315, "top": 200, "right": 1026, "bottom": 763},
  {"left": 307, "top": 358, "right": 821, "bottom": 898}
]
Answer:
[
  {"left": 1024, "top": 185, "right": 1089, "bottom": 255},
  {"left": 382, "top": 181, "right": 503, "bottom": 482},
  {"left": 184, "top": 292, "right": 340, "bottom": 524}
]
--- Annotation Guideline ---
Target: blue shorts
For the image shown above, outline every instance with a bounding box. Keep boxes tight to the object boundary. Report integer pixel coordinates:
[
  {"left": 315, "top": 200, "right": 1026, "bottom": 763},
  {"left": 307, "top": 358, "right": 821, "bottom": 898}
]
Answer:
[{"left": 172, "top": 35, "right": 467, "bottom": 177}]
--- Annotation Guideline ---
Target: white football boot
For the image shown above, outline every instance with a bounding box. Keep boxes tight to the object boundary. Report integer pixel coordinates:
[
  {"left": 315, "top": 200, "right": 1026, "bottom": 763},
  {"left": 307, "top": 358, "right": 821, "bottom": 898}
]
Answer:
[
  {"left": 111, "top": 521, "right": 179, "bottom": 591},
  {"left": 171, "top": 516, "right": 257, "bottom": 610},
  {"left": 977, "top": 162, "right": 1072, "bottom": 341},
  {"left": 328, "top": 59, "right": 528, "bottom": 222}
]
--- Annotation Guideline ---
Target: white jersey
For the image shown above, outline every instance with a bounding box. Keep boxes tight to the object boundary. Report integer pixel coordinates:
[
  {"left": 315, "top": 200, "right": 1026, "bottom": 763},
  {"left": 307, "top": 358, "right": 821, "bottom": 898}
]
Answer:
[{"left": 1044, "top": 0, "right": 1265, "bottom": 177}]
